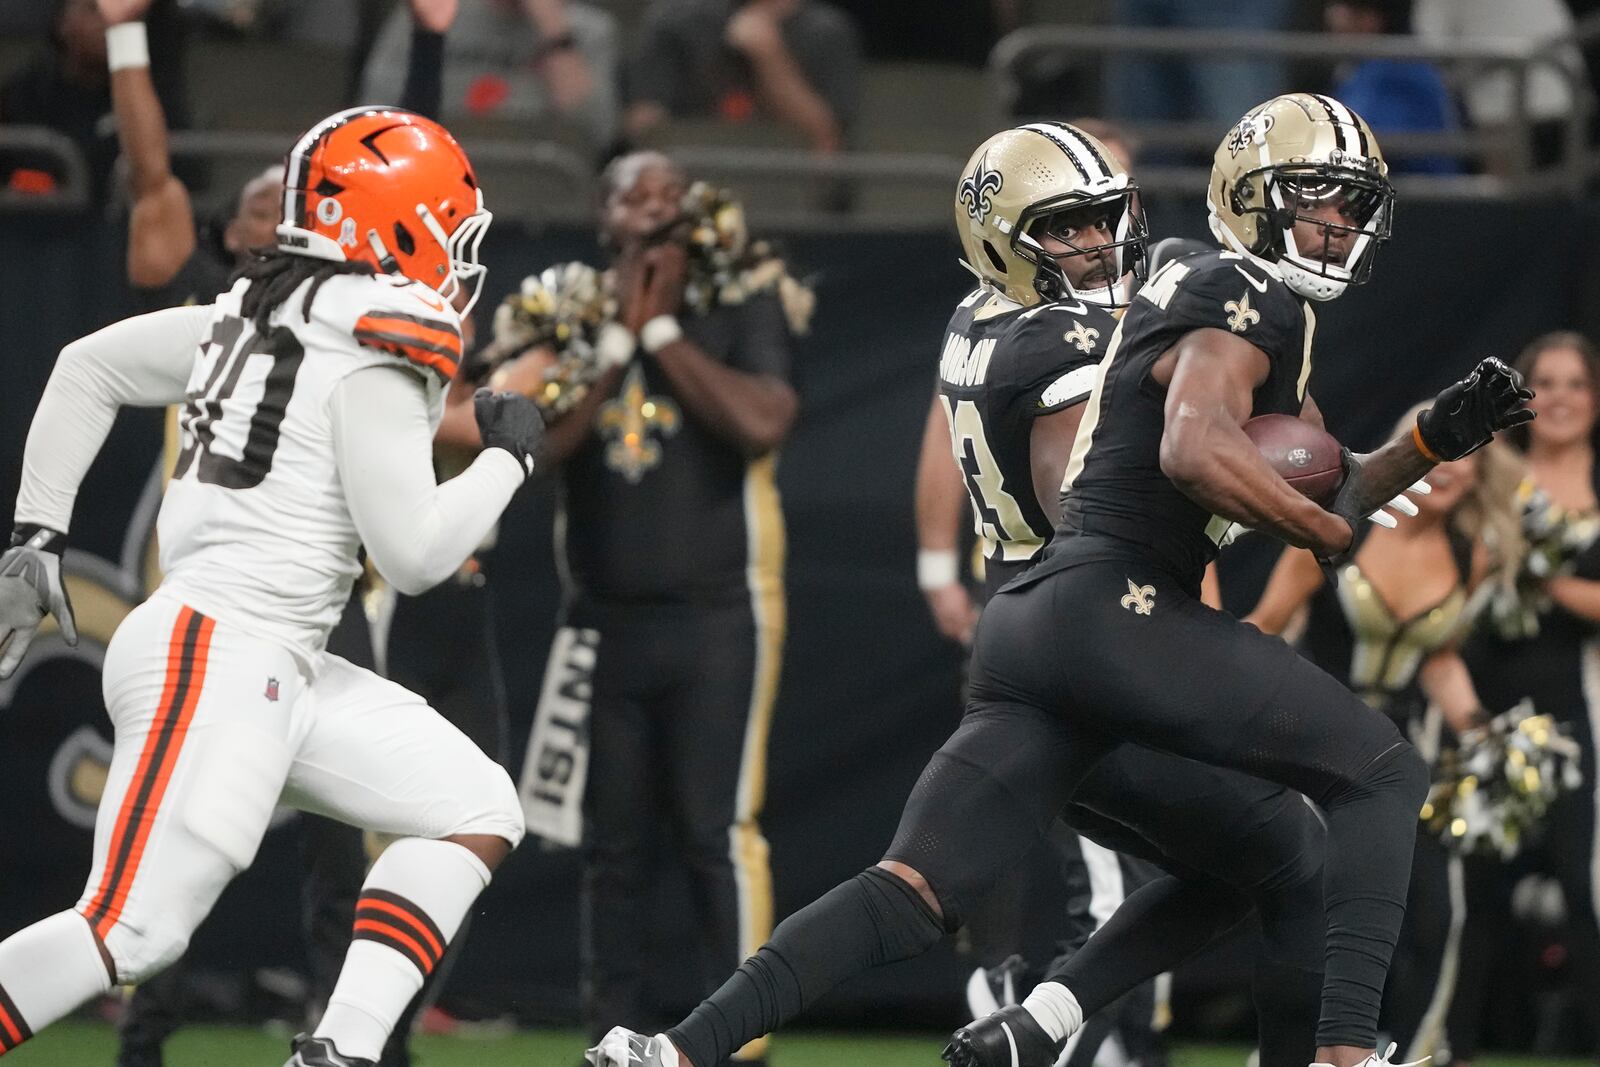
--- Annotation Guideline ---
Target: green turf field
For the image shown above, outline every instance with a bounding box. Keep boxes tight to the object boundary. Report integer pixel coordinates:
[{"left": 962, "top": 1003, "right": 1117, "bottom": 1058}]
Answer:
[{"left": 2, "top": 1024, "right": 1593, "bottom": 1067}]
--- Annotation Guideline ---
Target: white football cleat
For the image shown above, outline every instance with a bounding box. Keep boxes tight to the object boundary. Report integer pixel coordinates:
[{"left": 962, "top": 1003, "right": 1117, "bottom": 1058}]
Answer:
[
  {"left": 1311, "top": 1042, "right": 1429, "bottom": 1067},
  {"left": 586, "top": 1026, "right": 683, "bottom": 1067}
]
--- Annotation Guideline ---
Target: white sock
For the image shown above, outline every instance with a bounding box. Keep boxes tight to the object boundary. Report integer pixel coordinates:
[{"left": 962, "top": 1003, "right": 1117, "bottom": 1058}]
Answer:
[
  {"left": 315, "top": 839, "right": 491, "bottom": 1061},
  {"left": 0, "top": 910, "right": 112, "bottom": 1053},
  {"left": 1023, "top": 981, "right": 1085, "bottom": 1043}
]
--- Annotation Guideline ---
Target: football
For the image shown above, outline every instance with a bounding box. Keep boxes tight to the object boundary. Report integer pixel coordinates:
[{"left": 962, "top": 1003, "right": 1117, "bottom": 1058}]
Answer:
[{"left": 1243, "top": 414, "right": 1344, "bottom": 504}]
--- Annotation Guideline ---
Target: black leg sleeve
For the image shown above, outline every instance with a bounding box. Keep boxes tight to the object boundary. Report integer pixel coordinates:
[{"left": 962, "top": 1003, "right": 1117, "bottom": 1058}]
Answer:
[
  {"left": 1046, "top": 874, "right": 1251, "bottom": 1016},
  {"left": 666, "top": 867, "right": 942, "bottom": 1067}
]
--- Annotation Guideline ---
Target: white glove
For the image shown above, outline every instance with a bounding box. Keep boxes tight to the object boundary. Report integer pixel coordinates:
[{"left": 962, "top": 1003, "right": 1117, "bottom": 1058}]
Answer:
[
  {"left": 1365, "top": 479, "right": 1432, "bottom": 530},
  {"left": 0, "top": 526, "right": 77, "bottom": 678}
]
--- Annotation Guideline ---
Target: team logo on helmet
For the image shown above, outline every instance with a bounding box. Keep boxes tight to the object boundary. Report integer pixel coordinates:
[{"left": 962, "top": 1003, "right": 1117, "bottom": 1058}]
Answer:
[
  {"left": 1226, "top": 112, "right": 1274, "bottom": 158},
  {"left": 958, "top": 154, "right": 1003, "bottom": 221}
]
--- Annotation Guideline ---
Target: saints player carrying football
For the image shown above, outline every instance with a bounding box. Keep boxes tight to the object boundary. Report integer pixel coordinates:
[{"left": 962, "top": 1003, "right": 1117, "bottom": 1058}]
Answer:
[
  {"left": 588, "top": 94, "right": 1518, "bottom": 1067},
  {"left": 0, "top": 108, "right": 542, "bottom": 1067}
]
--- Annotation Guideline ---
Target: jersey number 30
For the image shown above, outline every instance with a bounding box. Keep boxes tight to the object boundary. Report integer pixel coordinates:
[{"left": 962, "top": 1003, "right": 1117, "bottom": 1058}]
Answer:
[
  {"left": 173, "top": 315, "right": 305, "bottom": 490},
  {"left": 939, "top": 396, "right": 1030, "bottom": 547}
]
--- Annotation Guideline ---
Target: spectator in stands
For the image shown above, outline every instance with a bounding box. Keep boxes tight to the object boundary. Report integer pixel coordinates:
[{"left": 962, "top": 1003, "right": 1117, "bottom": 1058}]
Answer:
[
  {"left": 1412, "top": 0, "right": 1586, "bottom": 169},
  {"left": 1323, "top": 0, "right": 1461, "bottom": 175},
  {"left": 0, "top": 0, "right": 186, "bottom": 199},
  {"left": 624, "top": 0, "right": 863, "bottom": 160},
  {"left": 1103, "top": 0, "right": 1293, "bottom": 129},
  {"left": 362, "top": 0, "right": 619, "bottom": 154}
]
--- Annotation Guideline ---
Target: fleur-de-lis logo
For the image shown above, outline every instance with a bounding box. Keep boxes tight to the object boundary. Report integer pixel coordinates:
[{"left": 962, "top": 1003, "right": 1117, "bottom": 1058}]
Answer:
[
  {"left": 958, "top": 153, "right": 1003, "bottom": 221},
  {"left": 1226, "top": 112, "right": 1274, "bottom": 157},
  {"left": 597, "top": 364, "right": 680, "bottom": 483},
  {"left": 1120, "top": 579, "right": 1156, "bottom": 616},
  {"left": 1063, "top": 320, "right": 1100, "bottom": 354},
  {"left": 1225, "top": 291, "right": 1261, "bottom": 333}
]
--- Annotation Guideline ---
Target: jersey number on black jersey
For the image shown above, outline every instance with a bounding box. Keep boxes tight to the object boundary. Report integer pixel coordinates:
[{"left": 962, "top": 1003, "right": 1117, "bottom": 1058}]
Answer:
[{"left": 939, "top": 394, "right": 1031, "bottom": 547}]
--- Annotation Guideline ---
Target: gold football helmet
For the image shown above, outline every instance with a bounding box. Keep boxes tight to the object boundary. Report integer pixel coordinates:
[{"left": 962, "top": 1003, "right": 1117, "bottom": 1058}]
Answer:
[
  {"left": 1208, "top": 93, "right": 1394, "bottom": 302},
  {"left": 954, "top": 122, "right": 1147, "bottom": 308}
]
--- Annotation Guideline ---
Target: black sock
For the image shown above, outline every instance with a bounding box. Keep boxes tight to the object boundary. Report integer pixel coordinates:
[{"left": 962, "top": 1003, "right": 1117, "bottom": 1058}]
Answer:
[
  {"left": 1255, "top": 958, "right": 1324, "bottom": 1067},
  {"left": 667, "top": 867, "right": 943, "bottom": 1067},
  {"left": 1317, "top": 745, "right": 1428, "bottom": 1047},
  {"left": 1046, "top": 875, "right": 1249, "bottom": 1016}
]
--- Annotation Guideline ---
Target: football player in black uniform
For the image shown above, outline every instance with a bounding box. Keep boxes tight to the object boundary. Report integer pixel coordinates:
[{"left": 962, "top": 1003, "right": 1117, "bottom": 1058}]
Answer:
[
  {"left": 921, "top": 121, "right": 1168, "bottom": 1063},
  {"left": 937, "top": 121, "right": 1144, "bottom": 598},
  {"left": 586, "top": 94, "right": 1533, "bottom": 1067}
]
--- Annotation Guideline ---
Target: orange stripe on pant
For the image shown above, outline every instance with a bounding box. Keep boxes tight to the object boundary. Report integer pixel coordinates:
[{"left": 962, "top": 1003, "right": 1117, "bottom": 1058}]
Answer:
[{"left": 80, "top": 606, "right": 215, "bottom": 940}]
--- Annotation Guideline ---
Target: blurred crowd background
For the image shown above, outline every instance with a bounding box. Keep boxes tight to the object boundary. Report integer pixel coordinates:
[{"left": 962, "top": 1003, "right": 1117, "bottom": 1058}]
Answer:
[{"left": 3, "top": 0, "right": 1600, "bottom": 1062}]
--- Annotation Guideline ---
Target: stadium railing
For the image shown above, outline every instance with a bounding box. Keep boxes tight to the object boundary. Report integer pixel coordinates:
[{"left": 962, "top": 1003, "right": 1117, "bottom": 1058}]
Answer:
[
  {"left": 53, "top": 21, "right": 1598, "bottom": 233},
  {"left": 987, "top": 24, "right": 1594, "bottom": 199}
]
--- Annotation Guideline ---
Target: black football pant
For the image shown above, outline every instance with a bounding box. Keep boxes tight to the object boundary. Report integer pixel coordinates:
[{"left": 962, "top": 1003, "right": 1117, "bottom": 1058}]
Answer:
[
  {"left": 946, "top": 559, "right": 1428, "bottom": 1049},
  {"left": 116, "top": 579, "right": 506, "bottom": 1067},
  {"left": 577, "top": 597, "right": 781, "bottom": 1062}
]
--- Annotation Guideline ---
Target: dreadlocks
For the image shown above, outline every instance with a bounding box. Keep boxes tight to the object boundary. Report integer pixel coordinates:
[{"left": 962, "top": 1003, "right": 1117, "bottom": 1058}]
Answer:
[{"left": 234, "top": 252, "right": 377, "bottom": 333}]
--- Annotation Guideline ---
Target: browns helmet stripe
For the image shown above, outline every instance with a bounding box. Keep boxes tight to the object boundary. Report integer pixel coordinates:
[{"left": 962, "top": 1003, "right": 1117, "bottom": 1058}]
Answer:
[{"left": 281, "top": 106, "right": 395, "bottom": 233}]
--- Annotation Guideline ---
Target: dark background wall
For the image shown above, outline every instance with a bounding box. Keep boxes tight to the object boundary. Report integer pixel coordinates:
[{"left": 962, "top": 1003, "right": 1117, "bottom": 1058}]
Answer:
[{"left": 0, "top": 200, "right": 1595, "bottom": 1034}]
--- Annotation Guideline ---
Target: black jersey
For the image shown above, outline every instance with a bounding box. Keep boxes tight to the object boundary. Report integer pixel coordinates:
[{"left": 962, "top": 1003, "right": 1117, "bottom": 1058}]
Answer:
[
  {"left": 1024, "top": 250, "right": 1315, "bottom": 592},
  {"left": 560, "top": 291, "right": 792, "bottom": 604},
  {"left": 938, "top": 288, "right": 1117, "bottom": 592}
]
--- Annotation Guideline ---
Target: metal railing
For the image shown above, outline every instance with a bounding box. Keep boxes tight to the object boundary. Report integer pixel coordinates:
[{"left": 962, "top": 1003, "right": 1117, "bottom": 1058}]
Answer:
[
  {"left": 989, "top": 24, "right": 1594, "bottom": 197},
  {"left": 34, "top": 19, "right": 1600, "bottom": 236}
]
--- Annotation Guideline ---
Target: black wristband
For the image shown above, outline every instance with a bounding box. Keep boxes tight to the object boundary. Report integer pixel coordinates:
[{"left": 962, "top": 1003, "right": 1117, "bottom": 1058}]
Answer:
[
  {"left": 532, "top": 32, "right": 577, "bottom": 61},
  {"left": 9, "top": 524, "right": 66, "bottom": 553}
]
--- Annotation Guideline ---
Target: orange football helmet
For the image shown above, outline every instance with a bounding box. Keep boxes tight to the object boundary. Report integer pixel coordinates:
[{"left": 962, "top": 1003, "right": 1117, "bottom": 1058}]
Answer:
[{"left": 276, "top": 107, "right": 492, "bottom": 312}]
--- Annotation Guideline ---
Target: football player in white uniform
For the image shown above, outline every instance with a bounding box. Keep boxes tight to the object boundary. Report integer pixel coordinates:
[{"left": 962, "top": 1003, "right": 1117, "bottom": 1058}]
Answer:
[{"left": 0, "top": 107, "right": 543, "bottom": 1067}]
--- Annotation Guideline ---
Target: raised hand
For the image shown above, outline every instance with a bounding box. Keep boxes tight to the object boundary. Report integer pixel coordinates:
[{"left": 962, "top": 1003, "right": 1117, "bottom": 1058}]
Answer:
[{"left": 1416, "top": 356, "right": 1536, "bottom": 462}]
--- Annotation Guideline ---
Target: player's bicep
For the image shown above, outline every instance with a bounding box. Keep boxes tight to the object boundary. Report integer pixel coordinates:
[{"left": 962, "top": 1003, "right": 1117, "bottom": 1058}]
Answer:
[
  {"left": 1030, "top": 402, "right": 1085, "bottom": 526},
  {"left": 1163, "top": 328, "right": 1271, "bottom": 429},
  {"left": 329, "top": 365, "right": 440, "bottom": 563},
  {"left": 59, "top": 303, "right": 215, "bottom": 406}
]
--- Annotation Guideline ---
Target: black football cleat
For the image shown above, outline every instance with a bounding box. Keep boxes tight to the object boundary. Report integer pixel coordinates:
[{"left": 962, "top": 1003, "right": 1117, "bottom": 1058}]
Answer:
[
  {"left": 943, "top": 1005, "right": 1062, "bottom": 1067},
  {"left": 284, "top": 1033, "right": 376, "bottom": 1067}
]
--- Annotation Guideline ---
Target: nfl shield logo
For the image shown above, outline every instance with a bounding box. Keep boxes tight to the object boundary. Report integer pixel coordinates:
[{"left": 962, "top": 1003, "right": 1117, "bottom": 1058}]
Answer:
[{"left": 265, "top": 677, "right": 280, "bottom": 702}]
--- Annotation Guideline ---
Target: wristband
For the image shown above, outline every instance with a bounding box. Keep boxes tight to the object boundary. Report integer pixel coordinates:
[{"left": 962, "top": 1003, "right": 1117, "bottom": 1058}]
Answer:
[
  {"left": 917, "top": 549, "right": 960, "bottom": 591},
  {"left": 9, "top": 524, "right": 66, "bottom": 553},
  {"left": 1411, "top": 420, "right": 1444, "bottom": 464},
  {"left": 106, "top": 22, "right": 150, "bottom": 73},
  {"left": 640, "top": 315, "right": 683, "bottom": 354},
  {"left": 595, "top": 321, "right": 637, "bottom": 369}
]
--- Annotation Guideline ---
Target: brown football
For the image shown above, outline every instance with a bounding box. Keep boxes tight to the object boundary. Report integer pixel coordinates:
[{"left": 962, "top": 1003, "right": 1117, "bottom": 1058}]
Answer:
[{"left": 1243, "top": 414, "right": 1344, "bottom": 504}]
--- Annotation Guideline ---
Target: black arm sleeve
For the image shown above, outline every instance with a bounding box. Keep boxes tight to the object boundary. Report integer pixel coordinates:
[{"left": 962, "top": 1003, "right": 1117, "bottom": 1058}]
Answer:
[{"left": 399, "top": 25, "right": 446, "bottom": 119}]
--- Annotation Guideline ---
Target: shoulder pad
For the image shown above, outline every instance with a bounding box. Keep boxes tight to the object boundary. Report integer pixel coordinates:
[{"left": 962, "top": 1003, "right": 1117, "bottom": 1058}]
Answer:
[
  {"left": 1006, "top": 298, "right": 1117, "bottom": 360},
  {"left": 320, "top": 274, "right": 464, "bottom": 384}
]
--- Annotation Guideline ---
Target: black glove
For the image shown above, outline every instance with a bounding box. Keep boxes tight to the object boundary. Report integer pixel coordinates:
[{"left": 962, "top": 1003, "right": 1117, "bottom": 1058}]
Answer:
[
  {"left": 1416, "top": 357, "right": 1535, "bottom": 462},
  {"left": 1314, "top": 449, "right": 1428, "bottom": 581},
  {"left": 474, "top": 388, "right": 546, "bottom": 478},
  {"left": 0, "top": 524, "right": 76, "bottom": 678}
]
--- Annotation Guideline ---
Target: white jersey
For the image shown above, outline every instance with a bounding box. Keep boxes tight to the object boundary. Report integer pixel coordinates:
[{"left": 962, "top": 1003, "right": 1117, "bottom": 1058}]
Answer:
[{"left": 157, "top": 272, "right": 462, "bottom": 661}]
